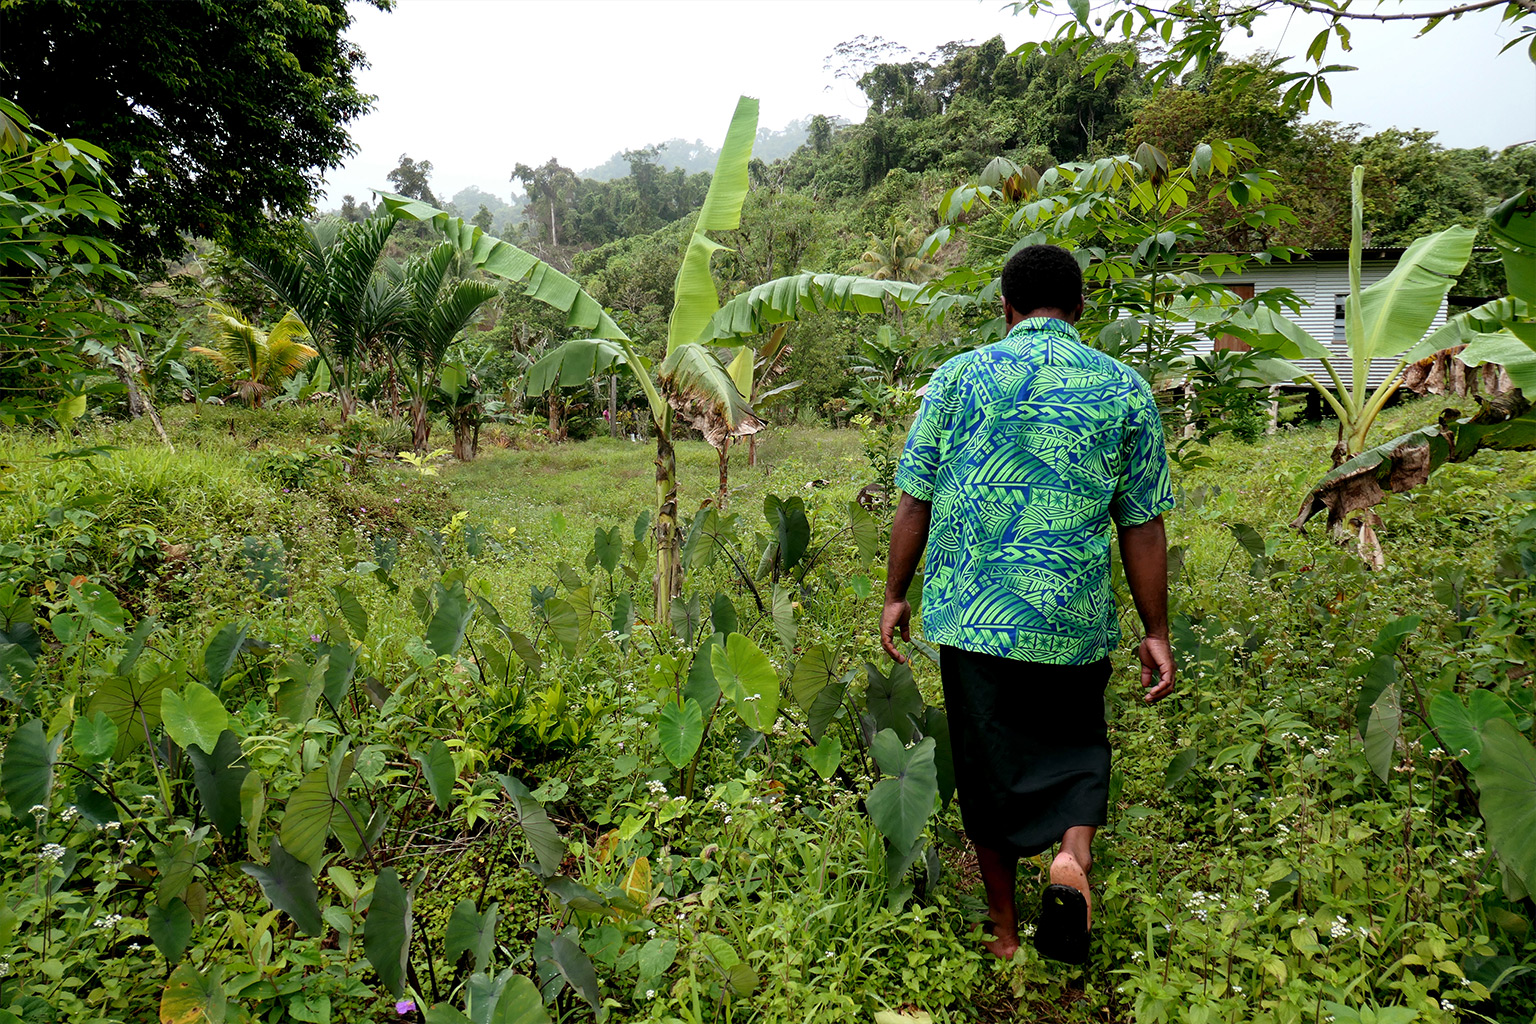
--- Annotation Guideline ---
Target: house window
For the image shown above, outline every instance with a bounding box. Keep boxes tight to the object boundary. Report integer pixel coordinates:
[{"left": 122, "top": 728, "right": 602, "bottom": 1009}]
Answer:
[{"left": 1334, "top": 294, "right": 1348, "bottom": 345}]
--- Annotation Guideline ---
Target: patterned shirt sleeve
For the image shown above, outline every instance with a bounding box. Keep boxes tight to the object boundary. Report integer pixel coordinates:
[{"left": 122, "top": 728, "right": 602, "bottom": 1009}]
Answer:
[
  {"left": 1110, "top": 375, "right": 1175, "bottom": 527},
  {"left": 893, "top": 367, "right": 951, "bottom": 503}
]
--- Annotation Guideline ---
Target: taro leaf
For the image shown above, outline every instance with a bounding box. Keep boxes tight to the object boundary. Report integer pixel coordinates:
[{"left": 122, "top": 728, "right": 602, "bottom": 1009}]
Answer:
[
  {"left": 89, "top": 671, "right": 164, "bottom": 757},
  {"left": 507, "top": 629, "right": 543, "bottom": 676},
  {"left": 414, "top": 738, "right": 457, "bottom": 811},
  {"left": 241, "top": 839, "right": 323, "bottom": 936},
  {"left": 1227, "top": 522, "right": 1266, "bottom": 559},
  {"left": 72, "top": 780, "right": 116, "bottom": 827},
  {"left": 1430, "top": 690, "right": 1518, "bottom": 768},
  {"left": 445, "top": 898, "right": 499, "bottom": 974},
  {"left": 711, "top": 632, "right": 779, "bottom": 734},
  {"left": 3, "top": 719, "right": 60, "bottom": 816},
  {"left": 669, "top": 593, "right": 701, "bottom": 639},
  {"left": 203, "top": 622, "right": 248, "bottom": 692},
  {"left": 187, "top": 730, "right": 248, "bottom": 840},
  {"left": 159, "top": 963, "right": 227, "bottom": 1024},
  {"left": 0, "top": 599, "right": 40, "bottom": 658},
  {"left": 550, "top": 932, "right": 604, "bottom": 1019},
  {"left": 541, "top": 875, "right": 609, "bottom": 915},
  {"left": 848, "top": 500, "right": 879, "bottom": 565},
  {"left": 280, "top": 757, "right": 363, "bottom": 868},
  {"left": 554, "top": 564, "right": 585, "bottom": 591},
  {"left": 1475, "top": 719, "right": 1536, "bottom": 892},
  {"left": 864, "top": 661, "right": 923, "bottom": 743},
  {"left": 805, "top": 678, "right": 848, "bottom": 744},
  {"left": 1164, "top": 747, "right": 1199, "bottom": 788},
  {"left": 71, "top": 710, "right": 117, "bottom": 764},
  {"left": 866, "top": 730, "right": 938, "bottom": 854},
  {"left": 723, "top": 963, "right": 759, "bottom": 998},
  {"left": 240, "top": 536, "right": 287, "bottom": 598},
  {"left": 734, "top": 725, "right": 765, "bottom": 762},
  {"left": 683, "top": 633, "right": 722, "bottom": 707},
  {"left": 636, "top": 935, "right": 678, "bottom": 985},
  {"left": 771, "top": 584, "right": 796, "bottom": 652},
  {"left": 148, "top": 897, "right": 192, "bottom": 962},
  {"left": 541, "top": 597, "right": 580, "bottom": 655},
  {"left": 1353, "top": 655, "right": 1396, "bottom": 739},
  {"left": 68, "top": 579, "right": 126, "bottom": 634},
  {"left": 1364, "top": 682, "right": 1402, "bottom": 783},
  {"left": 610, "top": 593, "right": 634, "bottom": 641},
  {"left": 332, "top": 584, "right": 369, "bottom": 642},
  {"left": 805, "top": 733, "right": 842, "bottom": 781},
  {"left": 1371, "top": 614, "right": 1423, "bottom": 657},
  {"left": 593, "top": 526, "right": 623, "bottom": 575},
  {"left": 426, "top": 581, "right": 474, "bottom": 658},
  {"left": 710, "top": 593, "right": 737, "bottom": 637},
  {"left": 921, "top": 706, "right": 955, "bottom": 809},
  {"left": 774, "top": 497, "right": 810, "bottom": 570},
  {"left": 790, "top": 644, "right": 837, "bottom": 709},
  {"left": 320, "top": 642, "right": 357, "bottom": 709},
  {"left": 160, "top": 685, "right": 228, "bottom": 754},
  {"left": 0, "top": 643, "right": 34, "bottom": 692},
  {"left": 633, "top": 510, "right": 651, "bottom": 545},
  {"left": 364, "top": 868, "right": 411, "bottom": 997},
  {"left": 496, "top": 774, "right": 565, "bottom": 876},
  {"left": 272, "top": 653, "right": 327, "bottom": 723},
  {"left": 658, "top": 699, "right": 705, "bottom": 768},
  {"left": 411, "top": 586, "right": 433, "bottom": 626},
  {"left": 490, "top": 974, "right": 549, "bottom": 1024},
  {"left": 116, "top": 615, "right": 159, "bottom": 677}
]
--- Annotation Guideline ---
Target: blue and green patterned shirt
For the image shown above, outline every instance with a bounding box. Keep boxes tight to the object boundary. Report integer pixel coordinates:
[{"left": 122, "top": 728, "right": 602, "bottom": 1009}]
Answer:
[{"left": 893, "top": 317, "right": 1174, "bottom": 665}]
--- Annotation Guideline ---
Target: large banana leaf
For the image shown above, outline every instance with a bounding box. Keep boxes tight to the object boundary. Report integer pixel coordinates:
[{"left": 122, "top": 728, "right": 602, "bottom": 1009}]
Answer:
[
  {"left": 1489, "top": 189, "right": 1536, "bottom": 305},
  {"left": 659, "top": 343, "right": 762, "bottom": 447},
  {"left": 1461, "top": 332, "right": 1536, "bottom": 393},
  {"left": 377, "top": 193, "right": 627, "bottom": 341},
  {"left": 703, "top": 274, "right": 928, "bottom": 341},
  {"left": 1222, "top": 306, "right": 1331, "bottom": 361},
  {"left": 1353, "top": 225, "right": 1476, "bottom": 362},
  {"left": 667, "top": 96, "right": 759, "bottom": 353},
  {"left": 527, "top": 339, "right": 629, "bottom": 396}
]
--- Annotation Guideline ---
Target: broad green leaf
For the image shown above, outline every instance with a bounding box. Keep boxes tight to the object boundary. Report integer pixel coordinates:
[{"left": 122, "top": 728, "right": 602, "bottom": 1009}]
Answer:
[
  {"left": 704, "top": 273, "right": 927, "bottom": 341},
  {"left": 1353, "top": 655, "right": 1396, "bottom": 739},
  {"left": 683, "top": 633, "right": 722, "bottom": 707},
  {"left": 1406, "top": 295, "right": 1524, "bottom": 363},
  {"left": 159, "top": 963, "right": 227, "bottom": 1024},
  {"left": 864, "top": 661, "right": 924, "bottom": 743},
  {"left": 1489, "top": 189, "right": 1536, "bottom": 305},
  {"left": 726, "top": 345, "right": 753, "bottom": 397},
  {"left": 711, "top": 632, "right": 779, "bottom": 733},
  {"left": 1364, "top": 682, "right": 1401, "bottom": 783},
  {"left": 71, "top": 710, "right": 117, "bottom": 763},
  {"left": 805, "top": 733, "right": 842, "bottom": 780},
  {"left": 805, "top": 678, "right": 848, "bottom": 744},
  {"left": 0, "top": 643, "right": 34, "bottom": 692},
  {"left": 148, "top": 897, "right": 192, "bottom": 962},
  {"left": 116, "top": 615, "right": 159, "bottom": 676},
  {"left": 491, "top": 974, "right": 551, "bottom": 1024},
  {"left": 414, "top": 738, "right": 457, "bottom": 811},
  {"left": 426, "top": 581, "right": 474, "bottom": 658},
  {"left": 319, "top": 641, "right": 357, "bottom": 709},
  {"left": 592, "top": 525, "right": 623, "bottom": 575},
  {"left": 1475, "top": 718, "right": 1536, "bottom": 892},
  {"left": 1356, "top": 224, "right": 1476, "bottom": 361},
  {"left": 922, "top": 706, "right": 955, "bottom": 809},
  {"left": 203, "top": 622, "right": 248, "bottom": 691},
  {"left": 272, "top": 653, "right": 327, "bottom": 723},
  {"left": 364, "top": 868, "right": 411, "bottom": 997},
  {"left": 771, "top": 584, "right": 796, "bottom": 652},
  {"left": 1430, "top": 690, "right": 1518, "bottom": 768},
  {"left": 790, "top": 644, "right": 837, "bottom": 708},
  {"left": 1460, "top": 330, "right": 1536, "bottom": 394},
  {"left": 669, "top": 96, "right": 759, "bottom": 352},
  {"left": 1225, "top": 307, "right": 1331, "bottom": 360},
  {"left": 89, "top": 671, "right": 164, "bottom": 757},
  {"left": 709, "top": 593, "right": 737, "bottom": 637},
  {"left": 445, "top": 898, "right": 499, "bottom": 974},
  {"left": 160, "top": 685, "right": 228, "bottom": 754},
  {"left": 241, "top": 840, "right": 323, "bottom": 936},
  {"left": 658, "top": 699, "right": 705, "bottom": 768},
  {"left": 610, "top": 592, "right": 634, "bottom": 640},
  {"left": 3, "top": 719, "right": 60, "bottom": 816},
  {"left": 659, "top": 342, "right": 760, "bottom": 437},
  {"left": 549, "top": 932, "right": 605, "bottom": 1018},
  {"left": 866, "top": 731, "right": 939, "bottom": 854},
  {"left": 187, "top": 730, "right": 248, "bottom": 840},
  {"left": 280, "top": 758, "right": 364, "bottom": 868},
  {"left": 541, "top": 597, "right": 580, "bottom": 655},
  {"left": 670, "top": 594, "right": 701, "bottom": 639},
  {"left": 848, "top": 500, "right": 879, "bottom": 565},
  {"left": 68, "top": 579, "right": 125, "bottom": 634},
  {"left": 527, "top": 338, "right": 626, "bottom": 396},
  {"left": 1164, "top": 748, "right": 1199, "bottom": 788},
  {"left": 765, "top": 495, "right": 810, "bottom": 570},
  {"left": 332, "top": 585, "right": 369, "bottom": 642},
  {"left": 496, "top": 774, "right": 566, "bottom": 875}
]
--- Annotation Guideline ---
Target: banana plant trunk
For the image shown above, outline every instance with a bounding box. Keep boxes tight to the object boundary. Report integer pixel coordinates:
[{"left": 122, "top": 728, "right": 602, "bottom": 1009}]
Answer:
[
  {"left": 409, "top": 394, "right": 431, "bottom": 454},
  {"left": 654, "top": 407, "right": 683, "bottom": 625},
  {"left": 338, "top": 385, "right": 357, "bottom": 424},
  {"left": 716, "top": 437, "right": 730, "bottom": 509},
  {"left": 748, "top": 433, "right": 757, "bottom": 467}
]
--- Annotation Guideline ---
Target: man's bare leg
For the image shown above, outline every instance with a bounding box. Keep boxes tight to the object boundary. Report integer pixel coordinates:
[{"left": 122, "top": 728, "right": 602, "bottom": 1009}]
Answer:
[
  {"left": 1051, "top": 825, "right": 1095, "bottom": 930},
  {"left": 976, "top": 843, "right": 1020, "bottom": 959}
]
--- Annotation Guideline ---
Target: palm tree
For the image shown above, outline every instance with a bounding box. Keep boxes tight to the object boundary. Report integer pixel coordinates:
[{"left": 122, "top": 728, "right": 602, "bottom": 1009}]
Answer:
[
  {"left": 850, "top": 218, "right": 940, "bottom": 283},
  {"left": 191, "top": 305, "right": 317, "bottom": 408}
]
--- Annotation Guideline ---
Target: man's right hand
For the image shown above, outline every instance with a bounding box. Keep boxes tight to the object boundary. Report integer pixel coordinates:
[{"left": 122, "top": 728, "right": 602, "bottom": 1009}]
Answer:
[
  {"left": 1137, "top": 635, "right": 1175, "bottom": 703},
  {"left": 880, "top": 599, "right": 912, "bottom": 664}
]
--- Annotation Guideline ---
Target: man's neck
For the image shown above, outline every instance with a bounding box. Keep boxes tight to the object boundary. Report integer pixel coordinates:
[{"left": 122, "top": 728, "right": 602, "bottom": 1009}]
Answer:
[{"left": 1006, "top": 307, "right": 1075, "bottom": 329}]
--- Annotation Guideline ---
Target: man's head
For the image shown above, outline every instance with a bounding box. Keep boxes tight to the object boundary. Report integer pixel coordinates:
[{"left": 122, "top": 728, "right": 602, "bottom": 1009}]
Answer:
[{"left": 1001, "top": 244, "right": 1085, "bottom": 326}]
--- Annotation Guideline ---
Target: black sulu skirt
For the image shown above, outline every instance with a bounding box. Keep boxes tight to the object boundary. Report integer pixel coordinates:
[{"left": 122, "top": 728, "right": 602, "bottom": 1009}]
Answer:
[{"left": 939, "top": 645, "right": 1112, "bottom": 858}]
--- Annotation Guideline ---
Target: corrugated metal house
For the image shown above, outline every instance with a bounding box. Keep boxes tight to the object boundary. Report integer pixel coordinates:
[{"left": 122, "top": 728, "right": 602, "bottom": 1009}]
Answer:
[{"left": 1189, "top": 248, "right": 1450, "bottom": 390}]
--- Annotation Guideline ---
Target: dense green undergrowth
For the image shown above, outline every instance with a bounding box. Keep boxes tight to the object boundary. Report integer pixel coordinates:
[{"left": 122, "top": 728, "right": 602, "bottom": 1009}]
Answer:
[{"left": 0, "top": 400, "right": 1533, "bottom": 1024}]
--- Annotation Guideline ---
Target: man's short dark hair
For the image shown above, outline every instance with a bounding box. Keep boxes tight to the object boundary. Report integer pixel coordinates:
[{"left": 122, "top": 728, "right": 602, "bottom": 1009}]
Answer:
[{"left": 1001, "top": 244, "right": 1083, "bottom": 316}]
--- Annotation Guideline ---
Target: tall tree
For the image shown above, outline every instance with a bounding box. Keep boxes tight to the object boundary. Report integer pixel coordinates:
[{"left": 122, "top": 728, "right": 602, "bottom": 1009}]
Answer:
[
  {"left": 387, "top": 154, "right": 438, "bottom": 206},
  {"left": 0, "top": 0, "right": 384, "bottom": 274},
  {"left": 512, "top": 159, "right": 580, "bottom": 249}
]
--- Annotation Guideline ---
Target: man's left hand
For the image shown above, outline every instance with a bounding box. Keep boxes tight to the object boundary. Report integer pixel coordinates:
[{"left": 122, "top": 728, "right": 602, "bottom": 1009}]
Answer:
[
  {"left": 881, "top": 599, "right": 912, "bottom": 664},
  {"left": 1136, "top": 635, "right": 1175, "bottom": 703}
]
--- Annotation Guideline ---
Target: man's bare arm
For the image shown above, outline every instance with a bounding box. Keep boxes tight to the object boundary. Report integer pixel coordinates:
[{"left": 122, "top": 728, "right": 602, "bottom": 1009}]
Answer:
[
  {"left": 881, "top": 491, "right": 932, "bottom": 664},
  {"left": 1118, "top": 514, "right": 1175, "bottom": 703}
]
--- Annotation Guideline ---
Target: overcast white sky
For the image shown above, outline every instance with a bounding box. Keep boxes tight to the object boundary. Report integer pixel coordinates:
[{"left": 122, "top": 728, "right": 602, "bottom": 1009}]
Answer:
[{"left": 319, "top": 0, "right": 1536, "bottom": 207}]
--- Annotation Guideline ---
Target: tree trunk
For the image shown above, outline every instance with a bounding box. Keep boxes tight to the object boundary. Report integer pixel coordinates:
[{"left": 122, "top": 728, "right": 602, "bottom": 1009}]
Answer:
[
  {"left": 654, "top": 409, "right": 682, "bottom": 627},
  {"left": 111, "top": 344, "right": 173, "bottom": 450},
  {"left": 547, "top": 392, "right": 567, "bottom": 442},
  {"left": 748, "top": 432, "right": 757, "bottom": 467},
  {"left": 410, "top": 394, "right": 430, "bottom": 453},
  {"left": 716, "top": 437, "right": 730, "bottom": 509},
  {"left": 608, "top": 374, "right": 618, "bottom": 438},
  {"left": 452, "top": 413, "right": 477, "bottom": 461},
  {"left": 339, "top": 385, "right": 357, "bottom": 425}
]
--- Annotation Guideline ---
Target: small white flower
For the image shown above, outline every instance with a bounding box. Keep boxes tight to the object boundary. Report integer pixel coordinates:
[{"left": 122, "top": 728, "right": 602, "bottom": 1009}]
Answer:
[
  {"left": 1329, "top": 915, "right": 1349, "bottom": 939},
  {"left": 99, "top": 821, "right": 121, "bottom": 833},
  {"left": 648, "top": 928, "right": 657, "bottom": 938},
  {"left": 39, "top": 843, "right": 66, "bottom": 863},
  {"left": 0, "top": 962, "right": 10, "bottom": 978},
  {"left": 723, "top": 815, "right": 732, "bottom": 824},
  {"left": 60, "top": 806, "right": 79, "bottom": 823},
  {"left": 129, "top": 942, "right": 141, "bottom": 951},
  {"left": 646, "top": 780, "right": 667, "bottom": 795},
  {"left": 645, "top": 989, "right": 656, "bottom": 999},
  {"left": 28, "top": 804, "right": 48, "bottom": 818},
  {"left": 1441, "top": 999, "right": 1454, "bottom": 1011},
  {"left": 92, "top": 913, "right": 122, "bottom": 929}
]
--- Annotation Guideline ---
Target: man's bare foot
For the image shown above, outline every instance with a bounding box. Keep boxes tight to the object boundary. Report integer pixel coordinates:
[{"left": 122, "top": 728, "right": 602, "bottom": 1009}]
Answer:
[
  {"left": 1049, "top": 850, "right": 1093, "bottom": 931},
  {"left": 977, "top": 919, "right": 1021, "bottom": 961}
]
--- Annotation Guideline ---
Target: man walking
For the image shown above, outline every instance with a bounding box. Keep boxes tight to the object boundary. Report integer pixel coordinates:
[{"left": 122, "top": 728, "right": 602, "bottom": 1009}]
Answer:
[{"left": 880, "top": 244, "right": 1175, "bottom": 964}]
